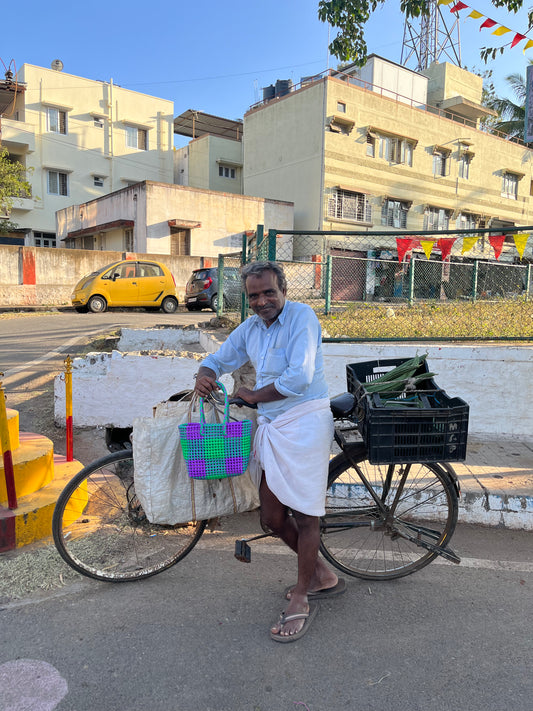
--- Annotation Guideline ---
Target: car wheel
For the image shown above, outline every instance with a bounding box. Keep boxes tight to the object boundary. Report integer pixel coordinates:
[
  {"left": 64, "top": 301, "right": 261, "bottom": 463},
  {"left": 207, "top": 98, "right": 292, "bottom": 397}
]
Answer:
[
  {"left": 161, "top": 296, "right": 178, "bottom": 314},
  {"left": 88, "top": 295, "right": 107, "bottom": 313},
  {"left": 210, "top": 294, "right": 218, "bottom": 312}
]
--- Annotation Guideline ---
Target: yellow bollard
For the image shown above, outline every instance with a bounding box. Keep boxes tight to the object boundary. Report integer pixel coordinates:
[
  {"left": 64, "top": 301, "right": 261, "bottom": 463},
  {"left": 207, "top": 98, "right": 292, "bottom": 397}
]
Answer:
[
  {"left": 0, "top": 374, "right": 17, "bottom": 509},
  {"left": 64, "top": 356, "right": 74, "bottom": 462}
]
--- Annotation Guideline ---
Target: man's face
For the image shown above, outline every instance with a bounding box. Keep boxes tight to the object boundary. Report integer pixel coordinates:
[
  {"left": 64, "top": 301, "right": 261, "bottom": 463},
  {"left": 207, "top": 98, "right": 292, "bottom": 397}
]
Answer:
[{"left": 245, "top": 270, "right": 286, "bottom": 327}]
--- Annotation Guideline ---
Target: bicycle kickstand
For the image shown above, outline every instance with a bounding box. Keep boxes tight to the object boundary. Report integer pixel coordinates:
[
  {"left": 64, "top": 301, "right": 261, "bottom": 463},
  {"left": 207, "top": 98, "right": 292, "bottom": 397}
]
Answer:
[{"left": 234, "top": 532, "right": 272, "bottom": 563}]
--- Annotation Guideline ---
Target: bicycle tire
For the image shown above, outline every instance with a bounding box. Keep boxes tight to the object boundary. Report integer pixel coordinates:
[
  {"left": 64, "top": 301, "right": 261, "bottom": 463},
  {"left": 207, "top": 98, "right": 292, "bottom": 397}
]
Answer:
[
  {"left": 52, "top": 450, "right": 207, "bottom": 582},
  {"left": 320, "top": 445, "right": 458, "bottom": 580}
]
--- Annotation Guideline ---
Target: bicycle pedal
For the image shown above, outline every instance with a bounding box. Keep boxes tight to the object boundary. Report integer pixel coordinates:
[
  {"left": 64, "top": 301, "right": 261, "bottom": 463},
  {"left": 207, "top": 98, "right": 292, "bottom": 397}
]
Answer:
[{"left": 234, "top": 539, "right": 251, "bottom": 563}]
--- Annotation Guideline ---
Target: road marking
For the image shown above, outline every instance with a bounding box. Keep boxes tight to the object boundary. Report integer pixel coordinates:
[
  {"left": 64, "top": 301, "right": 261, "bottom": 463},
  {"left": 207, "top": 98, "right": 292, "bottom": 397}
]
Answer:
[
  {"left": 197, "top": 538, "right": 533, "bottom": 573},
  {"left": 0, "top": 659, "right": 68, "bottom": 710}
]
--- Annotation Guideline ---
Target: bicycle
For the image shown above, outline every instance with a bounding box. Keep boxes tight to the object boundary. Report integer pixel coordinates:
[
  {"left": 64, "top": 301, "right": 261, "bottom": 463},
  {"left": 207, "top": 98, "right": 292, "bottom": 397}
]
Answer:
[{"left": 52, "top": 380, "right": 462, "bottom": 583}]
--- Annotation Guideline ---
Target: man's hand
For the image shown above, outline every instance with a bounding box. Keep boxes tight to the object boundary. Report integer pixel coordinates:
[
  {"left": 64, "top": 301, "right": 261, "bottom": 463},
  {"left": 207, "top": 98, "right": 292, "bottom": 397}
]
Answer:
[{"left": 194, "top": 367, "right": 218, "bottom": 398}]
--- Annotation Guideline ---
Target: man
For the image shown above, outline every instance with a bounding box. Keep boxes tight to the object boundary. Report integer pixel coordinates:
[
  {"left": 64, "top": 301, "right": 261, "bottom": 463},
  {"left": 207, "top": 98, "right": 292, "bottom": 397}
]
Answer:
[{"left": 194, "top": 261, "right": 344, "bottom": 642}]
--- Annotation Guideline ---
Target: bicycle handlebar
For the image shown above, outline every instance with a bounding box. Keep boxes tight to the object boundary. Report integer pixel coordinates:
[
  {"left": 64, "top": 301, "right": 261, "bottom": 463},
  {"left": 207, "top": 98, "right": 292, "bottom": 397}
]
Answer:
[{"left": 229, "top": 397, "right": 258, "bottom": 409}]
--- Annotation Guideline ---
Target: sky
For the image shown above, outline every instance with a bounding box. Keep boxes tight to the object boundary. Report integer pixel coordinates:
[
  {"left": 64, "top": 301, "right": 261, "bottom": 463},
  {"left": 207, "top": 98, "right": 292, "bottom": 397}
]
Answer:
[{"left": 1, "top": 0, "right": 532, "bottom": 147}]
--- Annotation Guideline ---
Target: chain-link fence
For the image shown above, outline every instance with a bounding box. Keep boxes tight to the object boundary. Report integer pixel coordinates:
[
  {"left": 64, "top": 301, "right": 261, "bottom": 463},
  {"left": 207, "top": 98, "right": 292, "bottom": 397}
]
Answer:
[{"left": 216, "top": 227, "right": 533, "bottom": 340}]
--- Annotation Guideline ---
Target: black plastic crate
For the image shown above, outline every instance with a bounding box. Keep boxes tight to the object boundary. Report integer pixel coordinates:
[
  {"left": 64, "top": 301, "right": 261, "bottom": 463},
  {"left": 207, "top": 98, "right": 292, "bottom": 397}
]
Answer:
[{"left": 346, "top": 358, "right": 469, "bottom": 464}]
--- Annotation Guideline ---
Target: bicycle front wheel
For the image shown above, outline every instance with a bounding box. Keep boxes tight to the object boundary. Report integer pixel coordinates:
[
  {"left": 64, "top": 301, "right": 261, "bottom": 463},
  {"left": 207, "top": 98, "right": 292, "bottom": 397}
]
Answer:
[
  {"left": 52, "top": 450, "right": 207, "bottom": 582},
  {"left": 320, "top": 446, "right": 458, "bottom": 580}
]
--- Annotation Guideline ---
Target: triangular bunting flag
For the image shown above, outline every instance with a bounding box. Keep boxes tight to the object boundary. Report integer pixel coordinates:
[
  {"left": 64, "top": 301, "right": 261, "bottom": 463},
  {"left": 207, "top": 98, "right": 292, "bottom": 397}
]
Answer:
[
  {"left": 420, "top": 240, "right": 435, "bottom": 259},
  {"left": 437, "top": 237, "right": 456, "bottom": 261},
  {"left": 468, "top": 9, "right": 483, "bottom": 18},
  {"left": 489, "top": 233, "right": 505, "bottom": 260},
  {"left": 511, "top": 33, "right": 527, "bottom": 48},
  {"left": 438, "top": 0, "right": 454, "bottom": 4},
  {"left": 492, "top": 25, "right": 511, "bottom": 36},
  {"left": 450, "top": 1, "right": 468, "bottom": 11},
  {"left": 524, "top": 39, "right": 533, "bottom": 52},
  {"left": 396, "top": 237, "right": 416, "bottom": 262},
  {"left": 480, "top": 18, "right": 497, "bottom": 30},
  {"left": 462, "top": 236, "right": 479, "bottom": 254},
  {"left": 513, "top": 232, "right": 529, "bottom": 258}
]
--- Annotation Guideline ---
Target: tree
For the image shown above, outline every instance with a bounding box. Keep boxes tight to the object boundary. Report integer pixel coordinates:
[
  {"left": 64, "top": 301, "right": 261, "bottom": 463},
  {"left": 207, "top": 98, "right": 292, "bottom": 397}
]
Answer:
[
  {"left": 0, "top": 146, "right": 32, "bottom": 234},
  {"left": 318, "top": 0, "right": 532, "bottom": 64},
  {"left": 485, "top": 63, "right": 533, "bottom": 139}
]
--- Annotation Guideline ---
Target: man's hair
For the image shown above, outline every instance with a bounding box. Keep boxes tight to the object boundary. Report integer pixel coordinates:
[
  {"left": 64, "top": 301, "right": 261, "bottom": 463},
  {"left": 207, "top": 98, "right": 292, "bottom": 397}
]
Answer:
[{"left": 241, "top": 261, "right": 287, "bottom": 292}]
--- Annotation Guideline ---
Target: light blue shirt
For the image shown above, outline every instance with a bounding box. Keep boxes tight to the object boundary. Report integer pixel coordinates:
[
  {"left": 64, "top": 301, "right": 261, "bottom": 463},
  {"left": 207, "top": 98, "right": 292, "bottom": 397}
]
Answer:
[{"left": 202, "top": 300, "right": 329, "bottom": 421}]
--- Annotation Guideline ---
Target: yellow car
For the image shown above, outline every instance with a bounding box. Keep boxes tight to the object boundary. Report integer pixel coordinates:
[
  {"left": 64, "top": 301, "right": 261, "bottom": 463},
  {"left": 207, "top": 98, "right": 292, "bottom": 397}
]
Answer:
[{"left": 71, "top": 259, "right": 179, "bottom": 313}]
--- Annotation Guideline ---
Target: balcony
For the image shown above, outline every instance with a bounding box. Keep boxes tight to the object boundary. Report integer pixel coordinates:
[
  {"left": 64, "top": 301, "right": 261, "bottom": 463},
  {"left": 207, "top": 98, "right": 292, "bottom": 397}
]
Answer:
[{"left": 1, "top": 118, "right": 35, "bottom": 153}]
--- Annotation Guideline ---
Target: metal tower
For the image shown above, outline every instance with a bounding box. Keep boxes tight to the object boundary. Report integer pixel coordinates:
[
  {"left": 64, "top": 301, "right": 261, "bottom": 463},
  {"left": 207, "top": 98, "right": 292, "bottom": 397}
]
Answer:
[{"left": 401, "top": 0, "right": 462, "bottom": 71}]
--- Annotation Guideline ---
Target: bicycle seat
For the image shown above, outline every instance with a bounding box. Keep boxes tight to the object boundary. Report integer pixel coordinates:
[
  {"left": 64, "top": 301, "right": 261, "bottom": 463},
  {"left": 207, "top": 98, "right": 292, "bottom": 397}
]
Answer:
[{"left": 330, "top": 392, "right": 356, "bottom": 419}]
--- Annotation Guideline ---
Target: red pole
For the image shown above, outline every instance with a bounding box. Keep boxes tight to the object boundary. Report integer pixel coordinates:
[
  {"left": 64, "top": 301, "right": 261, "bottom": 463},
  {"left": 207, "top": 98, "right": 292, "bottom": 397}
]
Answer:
[{"left": 0, "top": 374, "right": 17, "bottom": 510}]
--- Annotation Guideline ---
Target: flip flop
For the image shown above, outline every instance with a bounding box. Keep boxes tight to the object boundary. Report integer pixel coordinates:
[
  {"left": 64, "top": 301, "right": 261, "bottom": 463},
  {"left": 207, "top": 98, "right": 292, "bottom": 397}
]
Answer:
[
  {"left": 270, "top": 602, "right": 319, "bottom": 643},
  {"left": 283, "top": 578, "right": 346, "bottom": 601}
]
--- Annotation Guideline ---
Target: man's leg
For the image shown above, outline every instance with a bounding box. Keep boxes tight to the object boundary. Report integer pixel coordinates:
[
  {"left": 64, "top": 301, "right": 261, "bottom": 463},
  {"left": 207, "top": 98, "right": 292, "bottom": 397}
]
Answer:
[{"left": 259, "top": 474, "right": 334, "bottom": 637}]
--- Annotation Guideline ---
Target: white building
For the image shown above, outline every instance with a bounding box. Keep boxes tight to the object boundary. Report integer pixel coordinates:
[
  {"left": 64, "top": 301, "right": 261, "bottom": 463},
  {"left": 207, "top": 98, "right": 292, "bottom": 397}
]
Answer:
[{"left": 0, "top": 63, "right": 174, "bottom": 247}]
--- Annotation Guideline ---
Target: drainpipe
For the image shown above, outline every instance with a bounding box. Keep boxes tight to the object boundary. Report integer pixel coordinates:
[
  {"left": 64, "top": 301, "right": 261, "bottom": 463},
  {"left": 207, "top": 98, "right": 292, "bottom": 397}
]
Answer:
[{"left": 109, "top": 79, "right": 114, "bottom": 190}]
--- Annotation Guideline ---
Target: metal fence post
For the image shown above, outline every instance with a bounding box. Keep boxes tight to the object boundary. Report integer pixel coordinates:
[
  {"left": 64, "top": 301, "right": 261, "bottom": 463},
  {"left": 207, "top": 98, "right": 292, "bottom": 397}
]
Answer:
[
  {"left": 268, "top": 229, "right": 277, "bottom": 261},
  {"left": 526, "top": 263, "right": 532, "bottom": 301},
  {"left": 472, "top": 260, "right": 479, "bottom": 302},
  {"left": 217, "top": 254, "right": 224, "bottom": 317},
  {"left": 241, "top": 233, "right": 248, "bottom": 323},
  {"left": 256, "top": 224, "right": 264, "bottom": 260},
  {"left": 408, "top": 256, "right": 416, "bottom": 306},
  {"left": 325, "top": 255, "right": 332, "bottom": 315}
]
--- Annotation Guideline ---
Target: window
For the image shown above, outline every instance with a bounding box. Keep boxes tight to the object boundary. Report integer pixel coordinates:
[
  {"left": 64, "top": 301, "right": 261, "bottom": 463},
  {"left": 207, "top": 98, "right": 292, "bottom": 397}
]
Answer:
[
  {"left": 424, "top": 206, "right": 450, "bottom": 231},
  {"left": 433, "top": 149, "right": 449, "bottom": 177},
  {"left": 219, "top": 165, "right": 236, "bottom": 179},
  {"left": 124, "top": 228, "right": 134, "bottom": 252},
  {"left": 47, "top": 107, "right": 67, "bottom": 134},
  {"left": 377, "top": 135, "right": 414, "bottom": 166},
  {"left": 337, "top": 101, "right": 346, "bottom": 113},
  {"left": 502, "top": 172, "right": 518, "bottom": 199},
  {"left": 456, "top": 212, "right": 477, "bottom": 231},
  {"left": 138, "top": 262, "right": 164, "bottom": 278},
  {"left": 458, "top": 152, "right": 471, "bottom": 179},
  {"left": 381, "top": 199, "right": 409, "bottom": 228},
  {"left": 366, "top": 133, "right": 375, "bottom": 157},
  {"left": 34, "top": 231, "right": 56, "bottom": 248},
  {"left": 170, "top": 229, "right": 191, "bottom": 255},
  {"left": 94, "top": 117, "right": 105, "bottom": 128},
  {"left": 328, "top": 188, "right": 372, "bottom": 223},
  {"left": 93, "top": 176, "right": 104, "bottom": 187},
  {"left": 125, "top": 125, "right": 148, "bottom": 150},
  {"left": 47, "top": 170, "right": 68, "bottom": 196}
]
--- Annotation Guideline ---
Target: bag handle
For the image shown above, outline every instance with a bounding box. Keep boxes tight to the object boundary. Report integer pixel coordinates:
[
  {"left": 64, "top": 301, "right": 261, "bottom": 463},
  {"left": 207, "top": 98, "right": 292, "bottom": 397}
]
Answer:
[{"left": 199, "top": 381, "right": 229, "bottom": 434}]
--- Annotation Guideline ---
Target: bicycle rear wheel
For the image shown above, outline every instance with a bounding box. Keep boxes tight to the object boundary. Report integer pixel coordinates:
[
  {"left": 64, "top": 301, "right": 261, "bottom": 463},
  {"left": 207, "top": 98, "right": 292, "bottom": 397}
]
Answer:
[
  {"left": 320, "top": 446, "right": 458, "bottom": 580},
  {"left": 52, "top": 450, "right": 207, "bottom": 582}
]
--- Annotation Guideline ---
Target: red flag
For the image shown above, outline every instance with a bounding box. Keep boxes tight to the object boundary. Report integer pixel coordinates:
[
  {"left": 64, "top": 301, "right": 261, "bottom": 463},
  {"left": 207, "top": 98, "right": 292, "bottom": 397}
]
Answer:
[
  {"left": 480, "top": 18, "right": 497, "bottom": 30},
  {"left": 396, "top": 237, "right": 416, "bottom": 262},
  {"left": 450, "top": 1, "right": 468, "bottom": 12},
  {"left": 437, "top": 237, "right": 456, "bottom": 261},
  {"left": 511, "top": 33, "right": 526, "bottom": 48},
  {"left": 489, "top": 234, "right": 505, "bottom": 260}
]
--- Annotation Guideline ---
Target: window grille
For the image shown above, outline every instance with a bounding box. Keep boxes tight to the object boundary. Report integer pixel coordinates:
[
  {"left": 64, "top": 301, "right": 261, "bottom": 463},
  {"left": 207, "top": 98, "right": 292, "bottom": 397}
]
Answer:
[{"left": 328, "top": 188, "right": 372, "bottom": 223}]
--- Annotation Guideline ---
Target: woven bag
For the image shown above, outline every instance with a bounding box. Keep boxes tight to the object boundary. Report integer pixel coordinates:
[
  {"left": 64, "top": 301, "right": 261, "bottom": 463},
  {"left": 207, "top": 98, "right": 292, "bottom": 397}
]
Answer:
[{"left": 178, "top": 381, "right": 253, "bottom": 480}]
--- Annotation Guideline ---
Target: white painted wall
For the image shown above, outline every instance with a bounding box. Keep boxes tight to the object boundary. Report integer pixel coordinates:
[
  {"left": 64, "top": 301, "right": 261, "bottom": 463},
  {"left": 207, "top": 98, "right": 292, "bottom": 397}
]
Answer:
[{"left": 54, "top": 328, "right": 533, "bottom": 438}]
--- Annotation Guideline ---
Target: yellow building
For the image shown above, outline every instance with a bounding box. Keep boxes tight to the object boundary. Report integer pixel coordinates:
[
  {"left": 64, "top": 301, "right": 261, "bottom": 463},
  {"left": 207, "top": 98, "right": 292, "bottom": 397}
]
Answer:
[
  {"left": 243, "top": 56, "right": 533, "bottom": 262},
  {"left": 0, "top": 63, "right": 174, "bottom": 248}
]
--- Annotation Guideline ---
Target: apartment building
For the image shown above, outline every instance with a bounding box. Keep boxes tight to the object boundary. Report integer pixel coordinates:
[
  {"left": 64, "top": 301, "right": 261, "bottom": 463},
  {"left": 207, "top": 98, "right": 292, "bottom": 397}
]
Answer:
[
  {"left": 243, "top": 56, "right": 533, "bottom": 262},
  {"left": 0, "top": 63, "right": 174, "bottom": 248},
  {"left": 174, "top": 110, "right": 243, "bottom": 194}
]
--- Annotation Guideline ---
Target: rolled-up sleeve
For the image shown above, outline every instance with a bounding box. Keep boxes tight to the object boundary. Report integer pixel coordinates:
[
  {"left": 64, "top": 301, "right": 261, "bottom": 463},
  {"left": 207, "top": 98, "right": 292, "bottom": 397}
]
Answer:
[
  {"left": 274, "top": 311, "right": 321, "bottom": 397},
  {"left": 202, "top": 324, "right": 250, "bottom": 377}
]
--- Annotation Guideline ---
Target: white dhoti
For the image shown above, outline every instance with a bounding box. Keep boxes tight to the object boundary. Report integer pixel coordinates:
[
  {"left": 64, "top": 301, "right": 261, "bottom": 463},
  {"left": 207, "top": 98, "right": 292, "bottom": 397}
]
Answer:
[{"left": 250, "top": 398, "right": 334, "bottom": 516}]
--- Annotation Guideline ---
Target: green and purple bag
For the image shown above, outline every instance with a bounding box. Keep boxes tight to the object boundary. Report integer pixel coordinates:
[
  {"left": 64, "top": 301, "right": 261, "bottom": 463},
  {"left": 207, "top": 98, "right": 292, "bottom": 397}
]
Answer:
[{"left": 178, "top": 381, "right": 252, "bottom": 480}]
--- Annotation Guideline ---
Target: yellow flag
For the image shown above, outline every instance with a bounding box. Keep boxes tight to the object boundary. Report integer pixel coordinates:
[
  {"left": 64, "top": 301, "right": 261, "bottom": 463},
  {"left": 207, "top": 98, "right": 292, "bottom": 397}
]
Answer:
[
  {"left": 513, "top": 232, "right": 529, "bottom": 258},
  {"left": 468, "top": 10, "right": 483, "bottom": 18},
  {"left": 524, "top": 39, "right": 533, "bottom": 52},
  {"left": 437, "top": 0, "right": 454, "bottom": 4},
  {"left": 462, "top": 236, "right": 479, "bottom": 254},
  {"left": 492, "top": 26, "right": 511, "bottom": 36},
  {"left": 420, "top": 240, "right": 434, "bottom": 259}
]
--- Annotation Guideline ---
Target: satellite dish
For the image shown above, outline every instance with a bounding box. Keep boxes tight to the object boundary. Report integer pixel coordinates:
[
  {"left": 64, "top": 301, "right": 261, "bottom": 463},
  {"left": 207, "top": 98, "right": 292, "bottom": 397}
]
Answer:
[{"left": 51, "top": 59, "right": 64, "bottom": 72}]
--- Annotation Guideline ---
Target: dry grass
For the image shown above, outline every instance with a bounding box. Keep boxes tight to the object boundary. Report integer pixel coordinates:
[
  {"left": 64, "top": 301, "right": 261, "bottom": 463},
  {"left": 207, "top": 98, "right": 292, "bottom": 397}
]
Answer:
[{"left": 318, "top": 300, "right": 533, "bottom": 340}]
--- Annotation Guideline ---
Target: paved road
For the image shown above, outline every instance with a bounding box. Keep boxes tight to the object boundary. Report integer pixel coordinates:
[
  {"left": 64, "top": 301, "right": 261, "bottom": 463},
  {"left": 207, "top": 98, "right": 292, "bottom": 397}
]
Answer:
[
  {"left": 0, "top": 309, "right": 209, "bottom": 378},
  {"left": 1, "top": 515, "right": 532, "bottom": 711}
]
